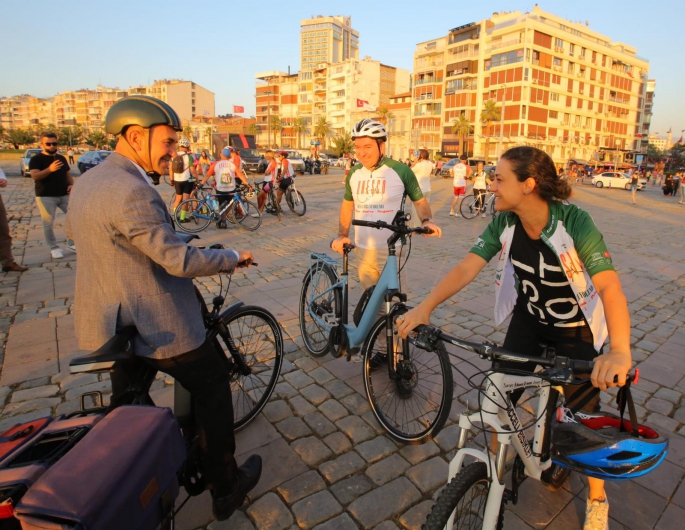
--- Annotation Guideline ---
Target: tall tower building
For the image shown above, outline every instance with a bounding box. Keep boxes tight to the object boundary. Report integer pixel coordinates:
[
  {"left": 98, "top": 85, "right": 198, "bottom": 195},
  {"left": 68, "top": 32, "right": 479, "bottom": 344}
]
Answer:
[{"left": 300, "top": 15, "right": 359, "bottom": 70}]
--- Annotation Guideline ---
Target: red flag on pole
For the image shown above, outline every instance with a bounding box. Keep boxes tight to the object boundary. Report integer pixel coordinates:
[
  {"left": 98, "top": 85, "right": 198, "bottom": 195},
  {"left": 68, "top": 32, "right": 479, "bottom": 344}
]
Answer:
[{"left": 233, "top": 105, "right": 245, "bottom": 114}]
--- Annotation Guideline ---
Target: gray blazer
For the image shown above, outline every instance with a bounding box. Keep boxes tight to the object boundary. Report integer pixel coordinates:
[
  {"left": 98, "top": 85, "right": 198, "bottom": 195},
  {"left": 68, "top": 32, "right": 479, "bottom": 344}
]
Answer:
[{"left": 67, "top": 152, "right": 238, "bottom": 359}]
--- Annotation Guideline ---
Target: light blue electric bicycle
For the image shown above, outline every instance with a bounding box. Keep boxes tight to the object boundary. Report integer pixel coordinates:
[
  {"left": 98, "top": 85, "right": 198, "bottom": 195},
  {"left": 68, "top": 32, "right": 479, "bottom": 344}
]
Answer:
[{"left": 298, "top": 211, "right": 453, "bottom": 444}]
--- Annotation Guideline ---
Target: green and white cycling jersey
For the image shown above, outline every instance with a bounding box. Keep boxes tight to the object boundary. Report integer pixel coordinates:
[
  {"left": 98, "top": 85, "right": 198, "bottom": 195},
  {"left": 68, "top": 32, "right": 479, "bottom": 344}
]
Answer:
[
  {"left": 344, "top": 158, "right": 423, "bottom": 250},
  {"left": 469, "top": 200, "right": 614, "bottom": 351}
]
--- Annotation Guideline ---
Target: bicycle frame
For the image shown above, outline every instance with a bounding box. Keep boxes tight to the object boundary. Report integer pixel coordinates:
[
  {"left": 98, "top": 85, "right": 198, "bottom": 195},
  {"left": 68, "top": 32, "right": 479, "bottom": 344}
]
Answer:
[
  {"left": 447, "top": 371, "right": 554, "bottom": 530},
  {"left": 307, "top": 250, "right": 399, "bottom": 350},
  {"left": 190, "top": 192, "right": 240, "bottom": 221}
]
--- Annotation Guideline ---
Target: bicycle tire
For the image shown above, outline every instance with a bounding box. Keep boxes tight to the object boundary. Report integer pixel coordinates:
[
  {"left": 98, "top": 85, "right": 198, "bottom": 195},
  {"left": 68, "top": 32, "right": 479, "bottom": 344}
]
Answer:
[
  {"left": 175, "top": 198, "right": 212, "bottom": 233},
  {"left": 163, "top": 174, "right": 171, "bottom": 186},
  {"left": 459, "top": 195, "right": 480, "bottom": 219},
  {"left": 422, "top": 462, "right": 504, "bottom": 530},
  {"left": 273, "top": 191, "right": 282, "bottom": 221},
  {"left": 168, "top": 192, "right": 177, "bottom": 214},
  {"left": 230, "top": 199, "right": 262, "bottom": 231},
  {"left": 299, "top": 263, "right": 340, "bottom": 357},
  {"left": 213, "top": 305, "right": 283, "bottom": 430},
  {"left": 362, "top": 309, "right": 453, "bottom": 444},
  {"left": 286, "top": 189, "right": 307, "bottom": 216}
]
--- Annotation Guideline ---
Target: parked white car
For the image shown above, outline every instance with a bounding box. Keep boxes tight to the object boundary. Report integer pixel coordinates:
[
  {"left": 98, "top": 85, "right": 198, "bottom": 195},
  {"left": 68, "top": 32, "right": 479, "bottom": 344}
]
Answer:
[
  {"left": 592, "top": 172, "right": 646, "bottom": 190},
  {"left": 20, "top": 149, "right": 42, "bottom": 177}
]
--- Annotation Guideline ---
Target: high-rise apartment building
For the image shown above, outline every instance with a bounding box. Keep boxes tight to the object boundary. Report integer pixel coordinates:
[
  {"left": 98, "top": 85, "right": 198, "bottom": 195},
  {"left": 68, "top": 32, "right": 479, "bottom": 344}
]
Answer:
[
  {"left": 128, "top": 79, "right": 214, "bottom": 121},
  {"left": 300, "top": 15, "right": 359, "bottom": 71},
  {"left": 412, "top": 6, "right": 653, "bottom": 166}
]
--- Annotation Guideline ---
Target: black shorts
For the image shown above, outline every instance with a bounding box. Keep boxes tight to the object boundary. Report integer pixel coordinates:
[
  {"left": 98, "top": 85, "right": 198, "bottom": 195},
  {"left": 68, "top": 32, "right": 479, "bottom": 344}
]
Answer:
[
  {"left": 500, "top": 309, "right": 602, "bottom": 412},
  {"left": 278, "top": 177, "right": 293, "bottom": 191},
  {"left": 174, "top": 180, "right": 194, "bottom": 195},
  {"left": 215, "top": 192, "right": 234, "bottom": 207}
]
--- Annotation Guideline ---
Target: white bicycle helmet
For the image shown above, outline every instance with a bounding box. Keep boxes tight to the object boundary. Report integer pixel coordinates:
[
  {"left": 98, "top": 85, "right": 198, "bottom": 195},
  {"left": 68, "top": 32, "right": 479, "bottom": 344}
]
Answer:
[
  {"left": 178, "top": 138, "right": 191, "bottom": 149},
  {"left": 351, "top": 119, "right": 387, "bottom": 141}
]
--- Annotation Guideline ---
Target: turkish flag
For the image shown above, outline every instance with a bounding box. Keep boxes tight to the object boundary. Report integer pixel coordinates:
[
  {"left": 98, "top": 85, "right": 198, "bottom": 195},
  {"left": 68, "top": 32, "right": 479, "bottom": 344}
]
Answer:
[
  {"left": 233, "top": 105, "right": 245, "bottom": 113},
  {"left": 356, "top": 98, "right": 368, "bottom": 108}
]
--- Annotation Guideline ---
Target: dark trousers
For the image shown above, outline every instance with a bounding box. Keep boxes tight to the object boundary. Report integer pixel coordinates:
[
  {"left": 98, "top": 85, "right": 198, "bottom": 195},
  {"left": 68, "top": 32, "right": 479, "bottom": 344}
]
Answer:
[
  {"left": 110, "top": 338, "right": 237, "bottom": 497},
  {"left": 0, "top": 194, "right": 16, "bottom": 267}
]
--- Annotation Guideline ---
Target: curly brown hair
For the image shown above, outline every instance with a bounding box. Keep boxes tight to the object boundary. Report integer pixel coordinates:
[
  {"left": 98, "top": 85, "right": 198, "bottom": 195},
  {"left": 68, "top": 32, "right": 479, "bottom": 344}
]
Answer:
[{"left": 500, "top": 146, "right": 571, "bottom": 201}]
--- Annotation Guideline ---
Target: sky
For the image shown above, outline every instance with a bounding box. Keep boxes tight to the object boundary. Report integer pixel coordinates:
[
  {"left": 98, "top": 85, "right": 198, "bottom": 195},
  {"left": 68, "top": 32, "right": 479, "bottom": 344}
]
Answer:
[{"left": 1, "top": 0, "right": 683, "bottom": 138}]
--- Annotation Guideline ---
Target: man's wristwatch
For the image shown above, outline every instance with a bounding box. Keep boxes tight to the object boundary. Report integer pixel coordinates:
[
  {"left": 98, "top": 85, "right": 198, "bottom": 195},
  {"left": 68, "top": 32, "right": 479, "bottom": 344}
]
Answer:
[{"left": 421, "top": 218, "right": 433, "bottom": 224}]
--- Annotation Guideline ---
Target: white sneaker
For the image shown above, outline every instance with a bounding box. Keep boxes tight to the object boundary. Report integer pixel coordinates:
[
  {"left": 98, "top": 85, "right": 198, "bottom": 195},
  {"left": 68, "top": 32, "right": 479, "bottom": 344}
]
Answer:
[
  {"left": 449, "top": 211, "right": 455, "bottom": 216},
  {"left": 481, "top": 213, "right": 487, "bottom": 218},
  {"left": 66, "top": 241, "right": 76, "bottom": 252},
  {"left": 50, "top": 248, "right": 64, "bottom": 259},
  {"left": 584, "top": 497, "right": 609, "bottom": 530},
  {"left": 455, "top": 212, "right": 461, "bottom": 217}
]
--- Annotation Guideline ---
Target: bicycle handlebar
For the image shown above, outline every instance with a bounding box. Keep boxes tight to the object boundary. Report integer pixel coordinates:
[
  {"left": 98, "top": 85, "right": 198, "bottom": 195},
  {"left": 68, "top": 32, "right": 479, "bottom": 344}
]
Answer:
[{"left": 352, "top": 219, "right": 433, "bottom": 236}]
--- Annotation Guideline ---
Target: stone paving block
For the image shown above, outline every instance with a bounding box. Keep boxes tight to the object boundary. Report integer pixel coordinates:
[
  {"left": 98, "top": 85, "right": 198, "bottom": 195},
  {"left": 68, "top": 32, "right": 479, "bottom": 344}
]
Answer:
[
  {"left": 308, "top": 366, "right": 335, "bottom": 385},
  {"left": 275, "top": 416, "right": 313, "bottom": 441},
  {"left": 340, "top": 392, "right": 371, "bottom": 416},
  {"left": 647, "top": 413, "right": 680, "bottom": 432},
  {"left": 0, "top": 408, "right": 53, "bottom": 432},
  {"left": 399, "top": 500, "right": 435, "bottom": 530},
  {"left": 0, "top": 387, "right": 10, "bottom": 399},
  {"left": 289, "top": 395, "right": 316, "bottom": 417},
  {"left": 361, "top": 411, "right": 387, "bottom": 436},
  {"left": 3, "top": 397, "right": 61, "bottom": 416},
  {"left": 319, "top": 451, "right": 366, "bottom": 484},
  {"left": 277, "top": 470, "right": 327, "bottom": 505},
  {"left": 284, "top": 370, "right": 315, "bottom": 390},
  {"left": 275, "top": 381, "right": 299, "bottom": 399},
  {"left": 355, "top": 436, "right": 397, "bottom": 464},
  {"left": 406, "top": 456, "right": 449, "bottom": 493},
  {"left": 323, "top": 379, "right": 354, "bottom": 400},
  {"left": 64, "top": 381, "right": 111, "bottom": 401},
  {"left": 312, "top": 513, "right": 358, "bottom": 530},
  {"left": 348, "top": 477, "right": 422, "bottom": 528},
  {"left": 434, "top": 424, "right": 461, "bottom": 452},
  {"left": 51, "top": 373, "right": 98, "bottom": 391},
  {"left": 399, "top": 441, "right": 440, "bottom": 465},
  {"left": 263, "top": 400, "right": 293, "bottom": 423},
  {"left": 300, "top": 384, "right": 331, "bottom": 405},
  {"left": 279, "top": 358, "right": 296, "bottom": 375},
  {"left": 605, "top": 477, "right": 668, "bottom": 530},
  {"left": 323, "top": 432, "right": 352, "bottom": 456},
  {"left": 366, "top": 453, "right": 411, "bottom": 486},
  {"left": 508, "top": 471, "right": 576, "bottom": 526},
  {"left": 654, "top": 387, "right": 682, "bottom": 404},
  {"left": 656, "top": 503, "right": 685, "bottom": 530},
  {"left": 303, "top": 411, "right": 337, "bottom": 437},
  {"left": 291, "top": 490, "right": 342, "bottom": 530},
  {"left": 294, "top": 356, "right": 319, "bottom": 372},
  {"left": 336, "top": 415, "right": 375, "bottom": 444},
  {"left": 291, "top": 437, "right": 333, "bottom": 467},
  {"left": 10, "top": 384, "right": 59, "bottom": 402},
  {"left": 16, "top": 376, "right": 52, "bottom": 390},
  {"left": 318, "top": 399, "right": 349, "bottom": 422},
  {"left": 645, "top": 397, "right": 674, "bottom": 416},
  {"left": 208, "top": 510, "right": 255, "bottom": 530},
  {"left": 373, "top": 522, "right": 401, "bottom": 530},
  {"left": 247, "top": 492, "right": 293, "bottom": 530},
  {"left": 330, "top": 474, "right": 374, "bottom": 506}
]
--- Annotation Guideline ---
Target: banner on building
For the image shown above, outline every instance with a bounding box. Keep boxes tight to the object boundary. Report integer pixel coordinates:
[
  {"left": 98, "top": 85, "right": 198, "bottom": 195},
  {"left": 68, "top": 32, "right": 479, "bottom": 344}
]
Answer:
[
  {"left": 233, "top": 105, "right": 245, "bottom": 114},
  {"left": 356, "top": 99, "right": 377, "bottom": 112}
]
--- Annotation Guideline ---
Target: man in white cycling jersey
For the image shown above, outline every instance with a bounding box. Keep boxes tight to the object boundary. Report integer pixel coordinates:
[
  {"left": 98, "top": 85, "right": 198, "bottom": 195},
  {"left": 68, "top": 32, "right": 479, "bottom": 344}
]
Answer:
[
  {"left": 201, "top": 147, "right": 248, "bottom": 229},
  {"left": 449, "top": 154, "right": 472, "bottom": 217}
]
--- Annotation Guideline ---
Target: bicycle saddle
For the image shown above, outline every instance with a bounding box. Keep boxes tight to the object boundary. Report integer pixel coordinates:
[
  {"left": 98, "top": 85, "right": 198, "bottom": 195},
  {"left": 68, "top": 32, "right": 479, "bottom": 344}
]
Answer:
[{"left": 69, "top": 327, "right": 137, "bottom": 374}]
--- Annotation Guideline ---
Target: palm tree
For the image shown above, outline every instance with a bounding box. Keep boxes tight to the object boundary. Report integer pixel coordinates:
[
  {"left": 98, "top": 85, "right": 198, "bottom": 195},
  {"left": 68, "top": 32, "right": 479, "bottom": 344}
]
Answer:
[
  {"left": 313, "top": 117, "right": 332, "bottom": 149},
  {"left": 376, "top": 107, "right": 395, "bottom": 126},
  {"left": 182, "top": 125, "right": 194, "bottom": 149},
  {"left": 451, "top": 114, "right": 472, "bottom": 157},
  {"left": 292, "top": 118, "right": 308, "bottom": 150},
  {"left": 246, "top": 122, "right": 260, "bottom": 145},
  {"left": 203, "top": 126, "right": 213, "bottom": 150},
  {"left": 330, "top": 132, "right": 355, "bottom": 157},
  {"left": 480, "top": 100, "right": 501, "bottom": 162},
  {"left": 269, "top": 115, "right": 282, "bottom": 148}
]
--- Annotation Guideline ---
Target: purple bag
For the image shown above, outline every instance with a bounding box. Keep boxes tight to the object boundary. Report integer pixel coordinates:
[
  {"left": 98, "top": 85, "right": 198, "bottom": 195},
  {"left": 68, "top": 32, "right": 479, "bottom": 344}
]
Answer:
[{"left": 14, "top": 406, "right": 185, "bottom": 530}]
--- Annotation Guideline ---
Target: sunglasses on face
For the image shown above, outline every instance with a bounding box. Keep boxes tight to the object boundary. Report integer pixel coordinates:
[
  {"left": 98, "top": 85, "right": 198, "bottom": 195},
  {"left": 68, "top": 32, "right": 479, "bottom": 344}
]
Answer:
[{"left": 44, "top": 142, "right": 58, "bottom": 146}]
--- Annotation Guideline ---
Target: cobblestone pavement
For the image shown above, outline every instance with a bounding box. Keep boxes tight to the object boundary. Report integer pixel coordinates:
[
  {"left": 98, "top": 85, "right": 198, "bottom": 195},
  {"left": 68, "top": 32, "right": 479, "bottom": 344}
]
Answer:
[{"left": 0, "top": 166, "right": 684, "bottom": 530}]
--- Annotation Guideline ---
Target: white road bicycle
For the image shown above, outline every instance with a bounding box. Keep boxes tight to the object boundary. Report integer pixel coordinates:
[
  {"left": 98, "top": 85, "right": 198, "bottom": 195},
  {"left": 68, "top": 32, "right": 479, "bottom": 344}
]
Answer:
[{"left": 406, "top": 325, "right": 639, "bottom": 530}]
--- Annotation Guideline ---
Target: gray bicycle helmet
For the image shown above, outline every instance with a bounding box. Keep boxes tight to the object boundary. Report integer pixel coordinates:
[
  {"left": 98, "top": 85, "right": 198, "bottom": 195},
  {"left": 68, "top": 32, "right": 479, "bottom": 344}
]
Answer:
[
  {"left": 105, "top": 95, "right": 183, "bottom": 135},
  {"left": 351, "top": 119, "right": 387, "bottom": 141}
]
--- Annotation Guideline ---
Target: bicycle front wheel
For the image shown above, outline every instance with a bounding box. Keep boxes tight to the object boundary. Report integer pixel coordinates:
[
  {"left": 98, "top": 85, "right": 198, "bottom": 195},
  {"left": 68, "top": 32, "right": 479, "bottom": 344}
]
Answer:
[
  {"left": 286, "top": 189, "right": 306, "bottom": 216},
  {"left": 459, "top": 195, "right": 480, "bottom": 219},
  {"left": 422, "top": 463, "right": 504, "bottom": 530},
  {"left": 299, "top": 263, "right": 340, "bottom": 357},
  {"left": 214, "top": 305, "right": 283, "bottom": 430},
  {"left": 175, "top": 198, "right": 212, "bottom": 233},
  {"left": 363, "top": 310, "right": 453, "bottom": 444},
  {"left": 230, "top": 199, "right": 262, "bottom": 231}
]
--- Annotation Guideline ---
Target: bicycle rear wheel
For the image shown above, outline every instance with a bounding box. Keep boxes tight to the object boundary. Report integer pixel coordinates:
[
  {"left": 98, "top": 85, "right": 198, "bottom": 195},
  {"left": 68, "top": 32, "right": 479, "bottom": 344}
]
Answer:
[
  {"left": 299, "top": 263, "right": 340, "bottom": 357},
  {"left": 214, "top": 305, "right": 283, "bottom": 430},
  {"left": 286, "top": 189, "right": 307, "bottom": 216},
  {"left": 422, "top": 462, "right": 504, "bottom": 530},
  {"left": 362, "top": 309, "right": 453, "bottom": 444},
  {"left": 459, "top": 195, "right": 480, "bottom": 219},
  {"left": 230, "top": 199, "right": 262, "bottom": 231},
  {"left": 175, "top": 198, "right": 212, "bottom": 233}
]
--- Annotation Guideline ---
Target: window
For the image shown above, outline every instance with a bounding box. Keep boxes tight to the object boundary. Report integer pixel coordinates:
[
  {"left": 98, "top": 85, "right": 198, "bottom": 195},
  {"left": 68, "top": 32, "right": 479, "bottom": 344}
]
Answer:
[
  {"left": 522, "top": 105, "right": 527, "bottom": 118},
  {"left": 486, "top": 49, "right": 524, "bottom": 70},
  {"left": 552, "top": 74, "right": 561, "bottom": 84},
  {"left": 524, "top": 68, "right": 529, "bottom": 81},
  {"left": 569, "top": 43, "right": 575, "bottom": 57},
  {"left": 555, "top": 38, "right": 564, "bottom": 50},
  {"left": 568, "top": 62, "right": 575, "bottom": 74},
  {"left": 580, "top": 47, "right": 586, "bottom": 59},
  {"left": 549, "top": 110, "right": 558, "bottom": 119},
  {"left": 550, "top": 93, "right": 560, "bottom": 102}
]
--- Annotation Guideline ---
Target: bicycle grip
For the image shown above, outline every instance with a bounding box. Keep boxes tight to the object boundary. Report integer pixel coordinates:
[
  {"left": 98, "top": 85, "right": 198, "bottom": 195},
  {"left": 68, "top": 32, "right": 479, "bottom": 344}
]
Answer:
[{"left": 571, "top": 359, "right": 595, "bottom": 374}]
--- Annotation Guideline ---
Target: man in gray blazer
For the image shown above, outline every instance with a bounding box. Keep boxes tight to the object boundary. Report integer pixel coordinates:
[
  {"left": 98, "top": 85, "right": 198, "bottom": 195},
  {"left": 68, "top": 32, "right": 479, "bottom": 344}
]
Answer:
[{"left": 67, "top": 95, "right": 260, "bottom": 522}]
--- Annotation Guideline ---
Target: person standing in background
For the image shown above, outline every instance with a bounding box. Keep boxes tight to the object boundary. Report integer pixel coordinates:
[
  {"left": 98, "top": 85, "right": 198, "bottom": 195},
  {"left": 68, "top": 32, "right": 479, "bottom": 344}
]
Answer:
[
  {"left": 67, "top": 148, "right": 75, "bottom": 165},
  {"left": 411, "top": 149, "right": 434, "bottom": 227},
  {"left": 0, "top": 167, "right": 28, "bottom": 272}
]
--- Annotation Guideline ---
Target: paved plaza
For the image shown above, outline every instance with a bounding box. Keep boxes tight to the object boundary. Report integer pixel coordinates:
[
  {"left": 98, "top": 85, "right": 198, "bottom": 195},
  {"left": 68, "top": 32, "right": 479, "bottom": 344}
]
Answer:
[{"left": 0, "top": 162, "right": 684, "bottom": 530}]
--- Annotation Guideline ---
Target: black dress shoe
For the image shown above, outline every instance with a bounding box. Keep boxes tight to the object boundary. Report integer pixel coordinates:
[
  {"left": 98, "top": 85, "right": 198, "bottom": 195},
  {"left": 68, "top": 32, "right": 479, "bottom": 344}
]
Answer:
[
  {"left": 2, "top": 263, "right": 28, "bottom": 272},
  {"left": 212, "top": 454, "right": 262, "bottom": 521},
  {"left": 178, "top": 218, "right": 190, "bottom": 223}
]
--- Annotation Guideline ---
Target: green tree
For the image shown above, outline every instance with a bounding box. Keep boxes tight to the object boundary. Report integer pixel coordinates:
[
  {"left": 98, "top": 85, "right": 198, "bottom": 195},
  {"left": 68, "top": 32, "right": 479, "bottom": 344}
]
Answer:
[
  {"left": 480, "top": 99, "right": 500, "bottom": 162},
  {"left": 292, "top": 118, "right": 308, "bottom": 150},
  {"left": 86, "top": 131, "right": 108, "bottom": 149},
  {"left": 376, "top": 107, "right": 394, "bottom": 126},
  {"left": 246, "top": 122, "right": 261, "bottom": 145},
  {"left": 182, "top": 125, "right": 193, "bottom": 142},
  {"left": 451, "top": 114, "right": 472, "bottom": 157},
  {"left": 57, "top": 125, "right": 83, "bottom": 147},
  {"left": 313, "top": 117, "right": 332, "bottom": 148},
  {"left": 108, "top": 138, "right": 117, "bottom": 150},
  {"left": 330, "top": 132, "right": 355, "bottom": 157},
  {"left": 7, "top": 129, "right": 35, "bottom": 149},
  {"left": 268, "top": 115, "right": 282, "bottom": 147},
  {"left": 203, "top": 126, "right": 213, "bottom": 150},
  {"left": 646, "top": 143, "right": 663, "bottom": 159},
  {"left": 0, "top": 125, "right": 5, "bottom": 142}
]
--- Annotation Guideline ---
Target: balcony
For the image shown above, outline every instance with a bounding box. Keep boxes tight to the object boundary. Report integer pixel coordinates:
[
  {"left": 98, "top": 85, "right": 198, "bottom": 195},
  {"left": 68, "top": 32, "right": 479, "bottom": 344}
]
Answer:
[
  {"left": 447, "top": 49, "right": 479, "bottom": 60},
  {"left": 487, "top": 38, "right": 521, "bottom": 53},
  {"left": 445, "top": 83, "right": 477, "bottom": 94},
  {"left": 415, "top": 77, "right": 441, "bottom": 86}
]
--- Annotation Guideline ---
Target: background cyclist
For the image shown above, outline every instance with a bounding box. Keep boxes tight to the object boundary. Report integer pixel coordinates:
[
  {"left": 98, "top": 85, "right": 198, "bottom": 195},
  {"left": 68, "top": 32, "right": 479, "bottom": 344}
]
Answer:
[
  {"left": 275, "top": 150, "right": 294, "bottom": 206},
  {"left": 257, "top": 150, "right": 276, "bottom": 213},
  {"left": 472, "top": 161, "right": 492, "bottom": 217},
  {"left": 449, "top": 154, "right": 472, "bottom": 217},
  {"left": 67, "top": 95, "right": 261, "bottom": 522},
  {"left": 170, "top": 137, "right": 197, "bottom": 223},
  {"left": 200, "top": 147, "right": 249, "bottom": 229},
  {"left": 397, "top": 146, "right": 632, "bottom": 530}
]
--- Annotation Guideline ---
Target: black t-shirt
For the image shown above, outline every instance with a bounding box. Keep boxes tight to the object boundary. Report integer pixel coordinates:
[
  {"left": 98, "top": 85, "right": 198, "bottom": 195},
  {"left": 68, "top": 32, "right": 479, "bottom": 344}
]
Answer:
[
  {"left": 630, "top": 174, "right": 638, "bottom": 186},
  {"left": 510, "top": 221, "right": 587, "bottom": 328},
  {"left": 28, "top": 153, "right": 71, "bottom": 197}
]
